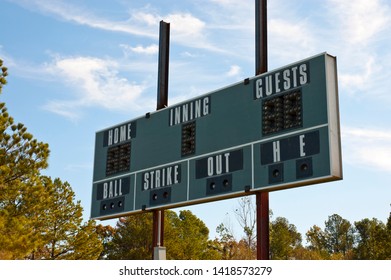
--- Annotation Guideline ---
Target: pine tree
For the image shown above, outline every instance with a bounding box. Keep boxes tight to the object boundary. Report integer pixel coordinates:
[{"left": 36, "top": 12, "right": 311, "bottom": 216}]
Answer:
[
  {"left": 0, "top": 59, "right": 7, "bottom": 91},
  {"left": 1, "top": 61, "right": 102, "bottom": 259},
  {"left": 0, "top": 60, "right": 51, "bottom": 258},
  {"left": 104, "top": 213, "right": 154, "bottom": 260},
  {"left": 30, "top": 177, "right": 102, "bottom": 260}
]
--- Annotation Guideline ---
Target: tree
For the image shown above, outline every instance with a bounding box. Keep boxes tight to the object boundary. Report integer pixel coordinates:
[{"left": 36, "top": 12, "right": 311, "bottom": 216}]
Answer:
[
  {"left": 103, "top": 210, "right": 219, "bottom": 260},
  {"left": 0, "top": 107, "right": 49, "bottom": 186},
  {"left": 1, "top": 62, "right": 103, "bottom": 259},
  {"left": 96, "top": 223, "right": 116, "bottom": 259},
  {"left": 28, "top": 177, "right": 102, "bottom": 260},
  {"left": 0, "top": 60, "right": 51, "bottom": 259},
  {"left": 166, "top": 210, "right": 218, "bottom": 260},
  {"left": 306, "top": 225, "right": 329, "bottom": 259},
  {"left": 234, "top": 197, "right": 257, "bottom": 256},
  {"left": 386, "top": 211, "right": 391, "bottom": 259},
  {"left": 215, "top": 223, "right": 237, "bottom": 259},
  {"left": 104, "top": 213, "right": 154, "bottom": 260},
  {"left": 270, "top": 217, "right": 302, "bottom": 260},
  {"left": 0, "top": 59, "right": 7, "bottom": 92},
  {"left": 306, "top": 214, "right": 355, "bottom": 260},
  {"left": 354, "top": 218, "right": 390, "bottom": 260},
  {"left": 70, "top": 220, "right": 104, "bottom": 260},
  {"left": 324, "top": 214, "right": 355, "bottom": 259}
]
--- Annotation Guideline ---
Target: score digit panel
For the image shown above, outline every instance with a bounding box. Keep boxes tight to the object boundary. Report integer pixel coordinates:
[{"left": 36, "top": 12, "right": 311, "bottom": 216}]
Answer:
[{"left": 91, "top": 52, "right": 342, "bottom": 220}]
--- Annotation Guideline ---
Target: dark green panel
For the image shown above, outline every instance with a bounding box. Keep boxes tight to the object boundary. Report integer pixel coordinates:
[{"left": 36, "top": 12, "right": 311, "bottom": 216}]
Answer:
[
  {"left": 253, "top": 126, "right": 332, "bottom": 192},
  {"left": 91, "top": 53, "right": 342, "bottom": 220},
  {"left": 189, "top": 146, "right": 253, "bottom": 201},
  {"left": 134, "top": 161, "right": 189, "bottom": 211},
  {"left": 90, "top": 174, "right": 135, "bottom": 219}
]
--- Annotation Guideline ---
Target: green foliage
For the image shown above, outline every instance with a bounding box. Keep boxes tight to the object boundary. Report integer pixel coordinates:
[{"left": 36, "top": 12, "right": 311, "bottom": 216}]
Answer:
[
  {"left": 305, "top": 213, "right": 391, "bottom": 260},
  {"left": 0, "top": 176, "right": 103, "bottom": 260},
  {"left": 104, "top": 213, "right": 154, "bottom": 260},
  {"left": 0, "top": 62, "right": 102, "bottom": 259},
  {"left": 306, "top": 225, "right": 329, "bottom": 259},
  {"left": 95, "top": 224, "right": 116, "bottom": 259},
  {"left": 0, "top": 59, "right": 7, "bottom": 93},
  {"left": 324, "top": 214, "right": 355, "bottom": 258},
  {"left": 214, "top": 223, "right": 255, "bottom": 260},
  {"left": 69, "top": 220, "right": 104, "bottom": 260},
  {"left": 222, "top": 197, "right": 391, "bottom": 260},
  {"left": 28, "top": 177, "right": 103, "bottom": 260},
  {"left": 306, "top": 214, "right": 355, "bottom": 260},
  {"left": 0, "top": 177, "right": 49, "bottom": 259},
  {"left": 0, "top": 104, "right": 50, "bottom": 188},
  {"left": 103, "top": 210, "right": 220, "bottom": 260},
  {"left": 0, "top": 65, "right": 51, "bottom": 258},
  {"left": 166, "top": 210, "right": 218, "bottom": 260},
  {"left": 354, "top": 217, "right": 391, "bottom": 260},
  {"left": 215, "top": 223, "right": 237, "bottom": 259},
  {"left": 270, "top": 217, "right": 302, "bottom": 260}
]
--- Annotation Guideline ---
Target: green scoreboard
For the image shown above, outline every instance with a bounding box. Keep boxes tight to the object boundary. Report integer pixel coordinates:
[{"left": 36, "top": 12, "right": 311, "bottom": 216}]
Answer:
[{"left": 91, "top": 53, "right": 342, "bottom": 220}]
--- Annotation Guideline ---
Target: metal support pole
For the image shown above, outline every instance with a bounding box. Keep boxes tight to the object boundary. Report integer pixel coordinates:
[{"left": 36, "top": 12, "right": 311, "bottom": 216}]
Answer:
[
  {"left": 153, "top": 20, "right": 170, "bottom": 260},
  {"left": 156, "top": 20, "right": 170, "bottom": 111},
  {"left": 255, "top": 0, "right": 270, "bottom": 260},
  {"left": 256, "top": 192, "right": 269, "bottom": 259},
  {"left": 255, "top": 0, "right": 268, "bottom": 75}
]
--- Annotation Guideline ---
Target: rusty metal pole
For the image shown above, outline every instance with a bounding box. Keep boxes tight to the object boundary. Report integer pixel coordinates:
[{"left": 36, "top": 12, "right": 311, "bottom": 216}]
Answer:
[
  {"left": 255, "top": 0, "right": 270, "bottom": 260},
  {"left": 153, "top": 20, "right": 170, "bottom": 260},
  {"left": 255, "top": 0, "right": 268, "bottom": 76},
  {"left": 156, "top": 21, "right": 170, "bottom": 111}
]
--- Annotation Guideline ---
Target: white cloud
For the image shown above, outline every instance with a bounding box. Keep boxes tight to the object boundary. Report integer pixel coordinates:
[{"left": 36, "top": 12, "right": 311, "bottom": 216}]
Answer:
[
  {"left": 210, "top": 0, "right": 237, "bottom": 5},
  {"left": 11, "top": 0, "right": 226, "bottom": 53},
  {"left": 120, "top": 44, "right": 159, "bottom": 56},
  {"left": 163, "top": 12, "right": 226, "bottom": 53},
  {"left": 342, "top": 126, "right": 391, "bottom": 172},
  {"left": 268, "top": 18, "right": 316, "bottom": 62},
  {"left": 9, "top": 0, "right": 391, "bottom": 120},
  {"left": 180, "top": 51, "right": 199, "bottom": 58},
  {"left": 226, "top": 65, "right": 241, "bottom": 77},
  {"left": 165, "top": 13, "right": 205, "bottom": 40},
  {"left": 338, "top": 56, "right": 376, "bottom": 96},
  {"left": 130, "top": 11, "right": 160, "bottom": 27},
  {"left": 43, "top": 56, "right": 150, "bottom": 120},
  {"left": 11, "top": 0, "right": 158, "bottom": 38},
  {"left": 328, "top": 0, "right": 391, "bottom": 45}
]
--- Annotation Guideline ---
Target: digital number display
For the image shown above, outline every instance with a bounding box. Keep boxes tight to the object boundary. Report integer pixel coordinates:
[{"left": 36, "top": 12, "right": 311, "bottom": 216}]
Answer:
[
  {"left": 181, "top": 121, "right": 196, "bottom": 157},
  {"left": 106, "top": 142, "right": 131, "bottom": 176},
  {"left": 262, "top": 90, "right": 302, "bottom": 135}
]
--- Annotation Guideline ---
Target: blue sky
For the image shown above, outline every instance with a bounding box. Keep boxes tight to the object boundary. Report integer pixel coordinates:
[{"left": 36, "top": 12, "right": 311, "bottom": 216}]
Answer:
[{"left": 1, "top": 0, "right": 391, "bottom": 240}]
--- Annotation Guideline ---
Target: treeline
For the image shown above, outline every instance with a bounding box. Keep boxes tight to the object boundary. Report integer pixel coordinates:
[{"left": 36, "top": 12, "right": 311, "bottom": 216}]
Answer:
[
  {"left": 87, "top": 205, "right": 391, "bottom": 260},
  {"left": 216, "top": 201, "right": 391, "bottom": 260},
  {"left": 1, "top": 60, "right": 390, "bottom": 260},
  {"left": 192, "top": 196, "right": 391, "bottom": 260}
]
